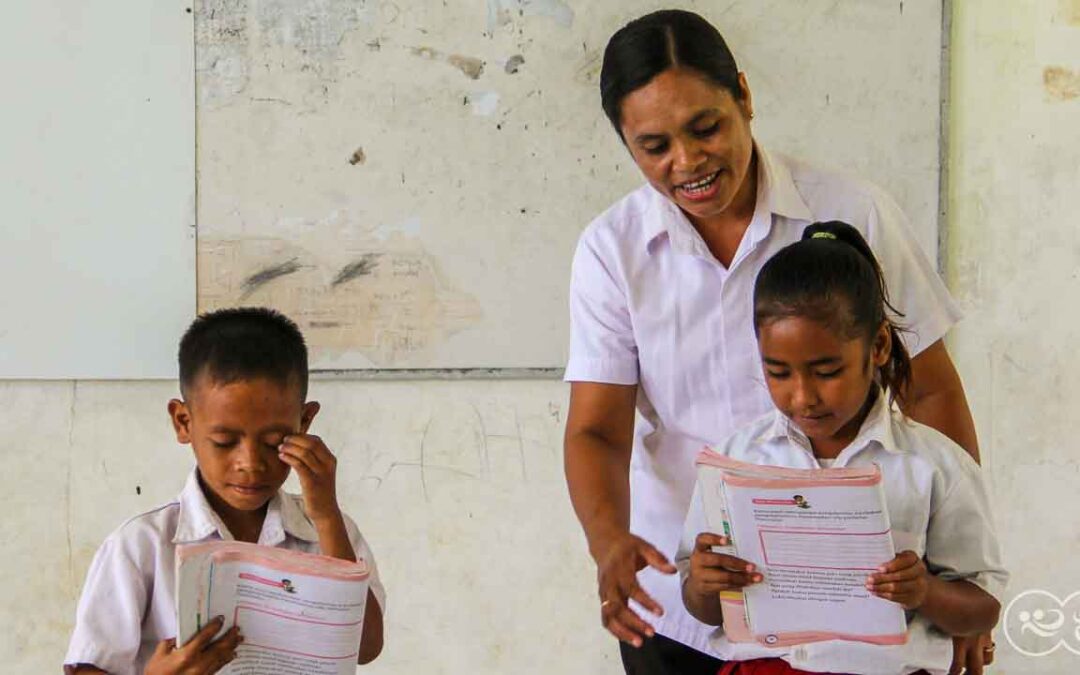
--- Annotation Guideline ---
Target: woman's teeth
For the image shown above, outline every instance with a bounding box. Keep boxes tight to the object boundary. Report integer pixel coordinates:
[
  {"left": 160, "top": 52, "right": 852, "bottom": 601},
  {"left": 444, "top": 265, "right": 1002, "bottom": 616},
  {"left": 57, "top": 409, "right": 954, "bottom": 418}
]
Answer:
[{"left": 679, "top": 171, "right": 719, "bottom": 194}]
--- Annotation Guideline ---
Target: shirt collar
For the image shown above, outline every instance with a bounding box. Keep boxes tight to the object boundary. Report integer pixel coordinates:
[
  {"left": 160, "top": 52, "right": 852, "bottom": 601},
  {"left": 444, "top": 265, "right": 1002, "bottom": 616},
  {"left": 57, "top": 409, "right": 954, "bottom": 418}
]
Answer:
[
  {"left": 642, "top": 143, "right": 814, "bottom": 255},
  {"left": 763, "top": 389, "right": 903, "bottom": 460},
  {"left": 172, "top": 469, "right": 320, "bottom": 545}
]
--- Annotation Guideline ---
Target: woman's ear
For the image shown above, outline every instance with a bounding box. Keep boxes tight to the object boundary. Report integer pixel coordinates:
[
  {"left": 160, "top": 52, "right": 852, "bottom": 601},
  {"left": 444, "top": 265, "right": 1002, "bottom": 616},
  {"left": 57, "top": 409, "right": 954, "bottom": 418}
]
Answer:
[
  {"left": 299, "top": 401, "right": 321, "bottom": 433},
  {"left": 168, "top": 399, "right": 192, "bottom": 444},
  {"left": 871, "top": 322, "right": 892, "bottom": 368},
  {"left": 737, "top": 72, "right": 754, "bottom": 120}
]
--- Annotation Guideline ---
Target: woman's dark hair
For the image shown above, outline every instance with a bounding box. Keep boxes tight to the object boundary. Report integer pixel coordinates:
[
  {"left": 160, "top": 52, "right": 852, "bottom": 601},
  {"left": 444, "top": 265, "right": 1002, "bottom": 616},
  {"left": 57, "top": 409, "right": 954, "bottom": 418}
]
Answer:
[
  {"left": 178, "top": 306, "right": 309, "bottom": 400},
  {"left": 753, "top": 221, "right": 913, "bottom": 404},
  {"left": 600, "top": 9, "right": 742, "bottom": 135}
]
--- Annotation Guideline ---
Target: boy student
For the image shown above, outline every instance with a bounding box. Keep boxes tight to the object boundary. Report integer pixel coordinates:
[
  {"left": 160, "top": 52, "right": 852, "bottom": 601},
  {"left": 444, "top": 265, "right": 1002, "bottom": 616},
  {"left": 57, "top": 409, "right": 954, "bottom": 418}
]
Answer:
[{"left": 64, "top": 308, "right": 385, "bottom": 674}]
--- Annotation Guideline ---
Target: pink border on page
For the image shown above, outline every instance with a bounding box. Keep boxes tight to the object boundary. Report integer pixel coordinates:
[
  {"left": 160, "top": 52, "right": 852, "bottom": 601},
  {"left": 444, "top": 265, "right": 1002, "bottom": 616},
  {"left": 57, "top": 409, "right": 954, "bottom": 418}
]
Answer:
[{"left": 234, "top": 603, "right": 362, "bottom": 660}]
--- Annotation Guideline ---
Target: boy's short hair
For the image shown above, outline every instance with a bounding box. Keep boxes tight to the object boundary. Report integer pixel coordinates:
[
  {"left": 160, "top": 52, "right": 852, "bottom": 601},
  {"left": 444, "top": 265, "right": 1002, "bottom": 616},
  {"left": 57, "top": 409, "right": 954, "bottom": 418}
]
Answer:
[{"left": 178, "top": 307, "right": 309, "bottom": 399}]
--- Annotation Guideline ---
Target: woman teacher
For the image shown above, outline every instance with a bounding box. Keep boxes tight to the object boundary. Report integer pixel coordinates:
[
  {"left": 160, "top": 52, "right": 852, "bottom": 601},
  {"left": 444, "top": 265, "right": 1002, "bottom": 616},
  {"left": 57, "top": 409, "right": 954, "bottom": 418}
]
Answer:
[{"left": 563, "top": 10, "right": 991, "bottom": 675}]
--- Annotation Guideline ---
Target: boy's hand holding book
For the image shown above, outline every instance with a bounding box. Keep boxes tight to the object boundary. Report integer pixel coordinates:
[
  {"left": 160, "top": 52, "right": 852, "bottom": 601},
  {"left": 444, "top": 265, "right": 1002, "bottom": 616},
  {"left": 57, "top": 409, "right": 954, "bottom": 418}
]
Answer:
[{"left": 145, "top": 616, "right": 241, "bottom": 675}]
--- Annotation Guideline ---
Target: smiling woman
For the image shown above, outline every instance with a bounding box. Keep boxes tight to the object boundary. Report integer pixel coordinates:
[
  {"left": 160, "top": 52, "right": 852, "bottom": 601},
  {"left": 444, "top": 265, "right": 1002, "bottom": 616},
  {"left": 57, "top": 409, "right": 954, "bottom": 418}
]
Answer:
[{"left": 562, "top": 9, "right": 985, "bottom": 675}]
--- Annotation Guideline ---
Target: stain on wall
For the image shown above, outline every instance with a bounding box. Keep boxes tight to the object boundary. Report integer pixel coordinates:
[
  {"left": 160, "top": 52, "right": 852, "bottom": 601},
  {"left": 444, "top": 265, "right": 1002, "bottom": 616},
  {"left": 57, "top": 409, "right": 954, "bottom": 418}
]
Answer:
[
  {"left": 1044, "top": 66, "right": 1080, "bottom": 101},
  {"left": 200, "top": 218, "right": 483, "bottom": 366},
  {"left": 1056, "top": 0, "right": 1080, "bottom": 25}
]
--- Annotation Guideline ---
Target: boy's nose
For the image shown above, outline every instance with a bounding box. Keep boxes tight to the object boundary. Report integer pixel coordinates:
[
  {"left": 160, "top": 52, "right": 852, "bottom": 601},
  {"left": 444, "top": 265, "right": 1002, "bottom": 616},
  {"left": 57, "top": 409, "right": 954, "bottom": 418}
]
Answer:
[{"left": 235, "top": 441, "right": 269, "bottom": 471}]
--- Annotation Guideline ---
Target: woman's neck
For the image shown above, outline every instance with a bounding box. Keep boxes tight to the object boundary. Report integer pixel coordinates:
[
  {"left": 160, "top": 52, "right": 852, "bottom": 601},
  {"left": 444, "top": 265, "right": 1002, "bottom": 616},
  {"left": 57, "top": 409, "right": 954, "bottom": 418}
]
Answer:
[{"left": 688, "top": 151, "right": 759, "bottom": 268}]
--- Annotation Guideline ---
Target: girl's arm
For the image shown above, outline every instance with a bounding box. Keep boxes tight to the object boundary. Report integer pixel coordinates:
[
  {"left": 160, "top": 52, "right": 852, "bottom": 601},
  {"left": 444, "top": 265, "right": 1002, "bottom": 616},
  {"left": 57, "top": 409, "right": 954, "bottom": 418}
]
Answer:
[
  {"left": 920, "top": 576, "right": 1001, "bottom": 636},
  {"left": 869, "top": 551, "right": 1001, "bottom": 636},
  {"left": 902, "top": 340, "right": 979, "bottom": 462}
]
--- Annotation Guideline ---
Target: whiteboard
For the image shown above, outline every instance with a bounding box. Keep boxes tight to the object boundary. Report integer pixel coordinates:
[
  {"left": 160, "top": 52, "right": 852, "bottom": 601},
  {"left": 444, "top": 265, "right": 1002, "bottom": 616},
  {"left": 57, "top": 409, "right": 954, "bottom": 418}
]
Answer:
[
  {"left": 196, "top": 0, "right": 943, "bottom": 371},
  {"left": 0, "top": 2, "right": 195, "bottom": 378}
]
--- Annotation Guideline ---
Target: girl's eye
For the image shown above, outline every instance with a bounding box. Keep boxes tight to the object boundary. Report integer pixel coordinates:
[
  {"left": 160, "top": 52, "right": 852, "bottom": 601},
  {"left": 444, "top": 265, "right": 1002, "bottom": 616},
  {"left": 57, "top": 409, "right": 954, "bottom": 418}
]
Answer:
[
  {"left": 766, "top": 370, "right": 790, "bottom": 380},
  {"left": 816, "top": 368, "right": 844, "bottom": 379}
]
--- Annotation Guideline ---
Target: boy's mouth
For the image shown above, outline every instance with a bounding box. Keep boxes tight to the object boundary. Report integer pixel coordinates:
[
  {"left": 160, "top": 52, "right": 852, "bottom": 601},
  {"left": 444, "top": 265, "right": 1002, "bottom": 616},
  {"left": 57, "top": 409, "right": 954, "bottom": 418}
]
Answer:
[{"left": 229, "top": 483, "right": 271, "bottom": 496}]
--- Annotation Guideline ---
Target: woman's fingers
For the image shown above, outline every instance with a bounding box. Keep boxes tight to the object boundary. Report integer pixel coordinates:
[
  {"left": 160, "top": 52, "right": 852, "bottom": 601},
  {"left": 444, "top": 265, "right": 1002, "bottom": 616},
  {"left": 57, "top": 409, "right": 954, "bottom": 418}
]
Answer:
[
  {"left": 636, "top": 539, "right": 676, "bottom": 575},
  {"left": 601, "top": 597, "right": 655, "bottom": 647}
]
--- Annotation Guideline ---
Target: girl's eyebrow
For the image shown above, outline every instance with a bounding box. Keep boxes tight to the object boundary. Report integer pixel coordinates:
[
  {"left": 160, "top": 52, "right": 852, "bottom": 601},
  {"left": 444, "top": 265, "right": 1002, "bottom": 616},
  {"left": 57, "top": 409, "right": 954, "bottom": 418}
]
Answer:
[{"left": 762, "top": 356, "right": 842, "bottom": 367}]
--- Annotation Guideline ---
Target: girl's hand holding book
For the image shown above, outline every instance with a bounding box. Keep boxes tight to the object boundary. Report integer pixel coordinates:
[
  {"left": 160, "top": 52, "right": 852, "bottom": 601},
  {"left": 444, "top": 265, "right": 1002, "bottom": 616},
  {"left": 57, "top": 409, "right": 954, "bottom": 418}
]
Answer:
[
  {"left": 687, "top": 532, "right": 763, "bottom": 599},
  {"left": 865, "top": 550, "right": 929, "bottom": 610}
]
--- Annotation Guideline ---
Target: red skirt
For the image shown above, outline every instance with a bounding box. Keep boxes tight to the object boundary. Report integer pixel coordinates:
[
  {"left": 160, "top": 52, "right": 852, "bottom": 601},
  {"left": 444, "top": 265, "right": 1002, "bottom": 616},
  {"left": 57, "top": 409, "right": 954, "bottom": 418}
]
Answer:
[{"left": 718, "top": 660, "right": 930, "bottom": 675}]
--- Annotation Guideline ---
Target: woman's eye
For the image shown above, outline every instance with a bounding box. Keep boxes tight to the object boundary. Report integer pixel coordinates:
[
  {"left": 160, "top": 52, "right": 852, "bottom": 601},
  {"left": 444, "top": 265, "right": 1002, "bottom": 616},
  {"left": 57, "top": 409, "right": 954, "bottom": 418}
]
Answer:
[
  {"left": 643, "top": 142, "right": 668, "bottom": 156},
  {"left": 693, "top": 123, "right": 719, "bottom": 137}
]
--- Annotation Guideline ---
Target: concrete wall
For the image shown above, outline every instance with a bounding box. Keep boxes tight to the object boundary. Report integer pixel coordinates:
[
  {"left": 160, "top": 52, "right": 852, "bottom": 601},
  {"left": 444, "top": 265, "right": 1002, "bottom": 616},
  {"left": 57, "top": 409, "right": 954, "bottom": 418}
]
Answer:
[
  {"left": 947, "top": 0, "right": 1080, "bottom": 671},
  {"left": 4, "top": 1, "right": 1080, "bottom": 673}
]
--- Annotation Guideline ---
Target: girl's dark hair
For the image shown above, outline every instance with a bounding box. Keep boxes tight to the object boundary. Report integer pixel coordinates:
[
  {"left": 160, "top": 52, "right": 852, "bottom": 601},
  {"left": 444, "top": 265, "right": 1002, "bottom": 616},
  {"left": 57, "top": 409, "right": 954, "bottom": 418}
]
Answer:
[
  {"left": 753, "top": 221, "right": 913, "bottom": 404},
  {"left": 178, "top": 306, "right": 309, "bottom": 399},
  {"left": 600, "top": 9, "right": 742, "bottom": 135}
]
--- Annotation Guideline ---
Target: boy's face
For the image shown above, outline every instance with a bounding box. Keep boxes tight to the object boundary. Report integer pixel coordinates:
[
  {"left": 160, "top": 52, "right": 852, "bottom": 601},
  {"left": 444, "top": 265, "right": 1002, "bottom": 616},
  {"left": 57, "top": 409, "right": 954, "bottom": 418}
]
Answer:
[
  {"left": 168, "top": 373, "right": 319, "bottom": 518},
  {"left": 757, "top": 316, "right": 889, "bottom": 457}
]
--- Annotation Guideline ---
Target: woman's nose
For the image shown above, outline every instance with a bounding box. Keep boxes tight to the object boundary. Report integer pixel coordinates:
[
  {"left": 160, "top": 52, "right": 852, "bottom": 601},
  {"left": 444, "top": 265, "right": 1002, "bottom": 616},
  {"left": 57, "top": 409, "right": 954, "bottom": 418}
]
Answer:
[{"left": 671, "top": 139, "right": 705, "bottom": 174}]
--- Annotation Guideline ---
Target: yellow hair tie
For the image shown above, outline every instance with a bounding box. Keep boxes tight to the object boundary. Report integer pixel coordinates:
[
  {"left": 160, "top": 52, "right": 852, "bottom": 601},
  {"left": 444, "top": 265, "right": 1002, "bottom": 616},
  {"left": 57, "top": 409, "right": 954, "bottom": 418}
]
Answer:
[{"left": 811, "top": 231, "right": 838, "bottom": 240}]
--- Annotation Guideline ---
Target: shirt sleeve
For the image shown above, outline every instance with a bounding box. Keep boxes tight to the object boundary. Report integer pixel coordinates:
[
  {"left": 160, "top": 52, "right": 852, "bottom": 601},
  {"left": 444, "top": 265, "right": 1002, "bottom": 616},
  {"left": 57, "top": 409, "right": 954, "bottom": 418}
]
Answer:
[
  {"left": 924, "top": 453, "right": 1009, "bottom": 603},
  {"left": 63, "top": 536, "right": 147, "bottom": 675},
  {"left": 865, "top": 187, "right": 963, "bottom": 356},
  {"left": 675, "top": 483, "right": 708, "bottom": 583},
  {"left": 342, "top": 514, "right": 387, "bottom": 615},
  {"left": 563, "top": 226, "right": 639, "bottom": 385}
]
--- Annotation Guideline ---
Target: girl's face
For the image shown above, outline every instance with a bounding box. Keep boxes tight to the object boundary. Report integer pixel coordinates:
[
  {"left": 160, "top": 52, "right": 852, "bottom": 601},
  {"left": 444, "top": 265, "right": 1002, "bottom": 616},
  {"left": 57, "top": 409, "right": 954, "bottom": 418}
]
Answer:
[
  {"left": 618, "top": 67, "right": 756, "bottom": 225},
  {"left": 757, "top": 316, "right": 890, "bottom": 459}
]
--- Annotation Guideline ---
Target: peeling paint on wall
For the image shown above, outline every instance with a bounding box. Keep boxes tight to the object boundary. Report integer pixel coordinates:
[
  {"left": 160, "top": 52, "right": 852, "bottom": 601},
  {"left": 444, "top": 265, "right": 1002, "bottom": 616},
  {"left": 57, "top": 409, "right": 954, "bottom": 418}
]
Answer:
[
  {"left": 195, "top": 0, "right": 251, "bottom": 105},
  {"left": 486, "top": 0, "right": 574, "bottom": 31},
  {"left": 1044, "top": 66, "right": 1080, "bottom": 101},
  {"left": 470, "top": 91, "right": 501, "bottom": 117},
  {"left": 411, "top": 46, "right": 486, "bottom": 80}
]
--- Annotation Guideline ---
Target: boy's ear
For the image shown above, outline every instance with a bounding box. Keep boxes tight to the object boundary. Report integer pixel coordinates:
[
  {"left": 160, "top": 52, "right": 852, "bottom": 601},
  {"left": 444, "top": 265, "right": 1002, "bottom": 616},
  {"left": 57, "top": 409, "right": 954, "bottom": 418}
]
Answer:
[
  {"left": 299, "top": 401, "right": 321, "bottom": 433},
  {"left": 168, "top": 399, "right": 193, "bottom": 444},
  {"left": 871, "top": 322, "right": 892, "bottom": 368}
]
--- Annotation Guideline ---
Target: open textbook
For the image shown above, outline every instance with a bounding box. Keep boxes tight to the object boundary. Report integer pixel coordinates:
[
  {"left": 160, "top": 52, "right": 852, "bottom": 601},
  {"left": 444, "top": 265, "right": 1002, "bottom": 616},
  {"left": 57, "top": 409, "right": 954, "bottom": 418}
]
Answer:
[
  {"left": 695, "top": 450, "right": 907, "bottom": 648},
  {"left": 177, "top": 540, "right": 370, "bottom": 675}
]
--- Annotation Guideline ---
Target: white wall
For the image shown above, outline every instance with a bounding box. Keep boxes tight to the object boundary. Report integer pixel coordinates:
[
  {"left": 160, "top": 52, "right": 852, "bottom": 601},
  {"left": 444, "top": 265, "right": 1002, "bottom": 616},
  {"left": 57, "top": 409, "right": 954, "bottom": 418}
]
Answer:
[
  {"left": 0, "top": 379, "right": 619, "bottom": 674},
  {"left": 947, "top": 0, "right": 1080, "bottom": 671},
  {"left": 6, "top": 1, "right": 1080, "bottom": 674}
]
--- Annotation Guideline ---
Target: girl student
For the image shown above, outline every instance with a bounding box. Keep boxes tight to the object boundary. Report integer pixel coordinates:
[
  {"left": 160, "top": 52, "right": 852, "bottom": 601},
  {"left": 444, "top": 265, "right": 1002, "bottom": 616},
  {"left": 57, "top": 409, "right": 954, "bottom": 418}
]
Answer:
[{"left": 677, "top": 222, "right": 1007, "bottom": 675}]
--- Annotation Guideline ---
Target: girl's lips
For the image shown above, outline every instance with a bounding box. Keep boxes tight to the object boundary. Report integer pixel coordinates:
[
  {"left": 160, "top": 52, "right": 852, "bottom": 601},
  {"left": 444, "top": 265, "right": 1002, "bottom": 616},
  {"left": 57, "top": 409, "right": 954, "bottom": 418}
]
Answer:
[{"left": 230, "top": 484, "right": 270, "bottom": 495}]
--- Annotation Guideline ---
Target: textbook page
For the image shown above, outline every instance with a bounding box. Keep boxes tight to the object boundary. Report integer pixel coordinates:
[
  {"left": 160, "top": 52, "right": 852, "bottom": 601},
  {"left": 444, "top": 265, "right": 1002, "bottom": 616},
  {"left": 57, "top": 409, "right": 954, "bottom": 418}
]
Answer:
[
  {"left": 696, "top": 452, "right": 906, "bottom": 647},
  {"left": 177, "top": 541, "right": 370, "bottom": 675}
]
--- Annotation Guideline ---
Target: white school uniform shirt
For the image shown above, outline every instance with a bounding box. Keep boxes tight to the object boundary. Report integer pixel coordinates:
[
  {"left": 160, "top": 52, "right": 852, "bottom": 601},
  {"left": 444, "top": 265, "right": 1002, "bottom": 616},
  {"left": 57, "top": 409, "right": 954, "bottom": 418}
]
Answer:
[
  {"left": 676, "top": 394, "right": 1008, "bottom": 674},
  {"left": 64, "top": 469, "right": 386, "bottom": 675},
  {"left": 564, "top": 144, "right": 962, "bottom": 655}
]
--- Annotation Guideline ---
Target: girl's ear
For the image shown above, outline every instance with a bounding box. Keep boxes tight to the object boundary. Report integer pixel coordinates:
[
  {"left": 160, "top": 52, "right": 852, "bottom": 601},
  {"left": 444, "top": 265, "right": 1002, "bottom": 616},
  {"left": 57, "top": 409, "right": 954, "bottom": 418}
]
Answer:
[
  {"left": 168, "top": 399, "right": 192, "bottom": 444},
  {"left": 871, "top": 322, "right": 892, "bottom": 368}
]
